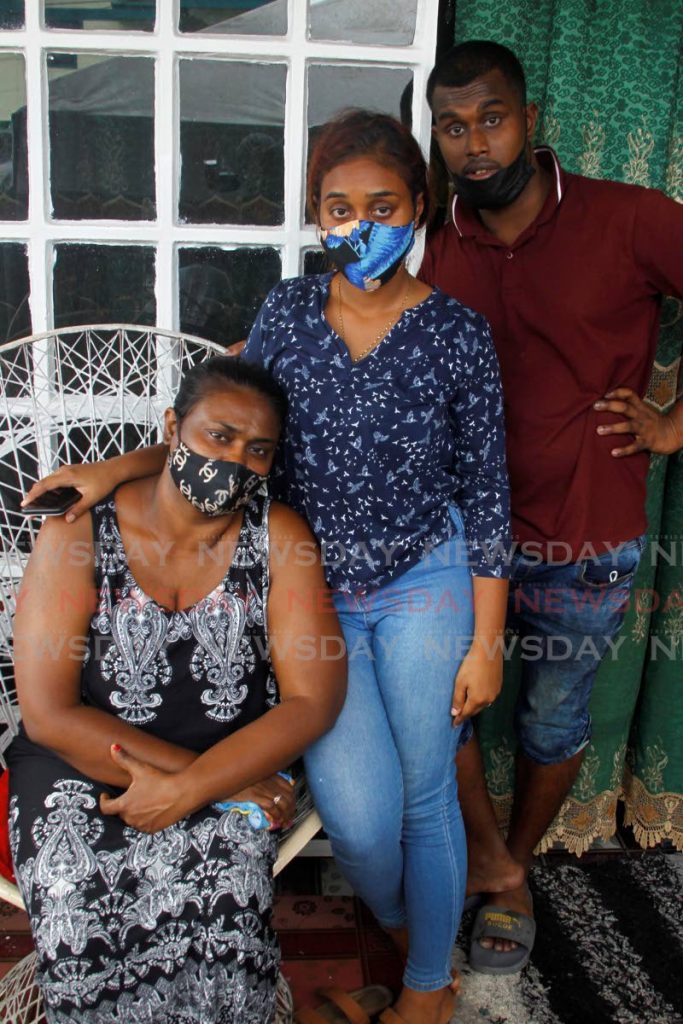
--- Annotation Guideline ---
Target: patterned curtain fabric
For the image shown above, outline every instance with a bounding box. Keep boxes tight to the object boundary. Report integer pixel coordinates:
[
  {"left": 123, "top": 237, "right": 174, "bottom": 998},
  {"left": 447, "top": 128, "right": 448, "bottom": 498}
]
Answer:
[{"left": 453, "top": 0, "right": 683, "bottom": 852}]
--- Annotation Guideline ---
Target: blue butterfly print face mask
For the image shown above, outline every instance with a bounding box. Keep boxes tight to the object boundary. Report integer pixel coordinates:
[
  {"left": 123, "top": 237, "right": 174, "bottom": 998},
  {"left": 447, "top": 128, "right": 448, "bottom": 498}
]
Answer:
[{"left": 320, "top": 219, "right": 415, "bottom": 292}]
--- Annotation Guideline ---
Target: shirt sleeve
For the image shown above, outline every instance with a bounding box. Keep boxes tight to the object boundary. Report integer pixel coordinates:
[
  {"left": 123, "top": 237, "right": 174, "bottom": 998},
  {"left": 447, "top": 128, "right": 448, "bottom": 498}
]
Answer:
[
  {"left": 632, "top": 187, "right": 683, "bottom": 299},
  {"left": 242, "top": 295, "right": 270, "bottom": 366},
  {"left": 449, "top": 313, "right": 511, "bottom": 578},
  {"left": 417, "top": 237, "right": 435, "bottom": 286}
]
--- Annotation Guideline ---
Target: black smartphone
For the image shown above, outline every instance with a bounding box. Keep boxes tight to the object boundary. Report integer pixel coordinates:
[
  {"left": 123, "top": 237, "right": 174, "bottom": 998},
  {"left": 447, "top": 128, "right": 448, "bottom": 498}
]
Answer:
[{"left": 20, "top": 486, "right": 81, "bottom": 516}]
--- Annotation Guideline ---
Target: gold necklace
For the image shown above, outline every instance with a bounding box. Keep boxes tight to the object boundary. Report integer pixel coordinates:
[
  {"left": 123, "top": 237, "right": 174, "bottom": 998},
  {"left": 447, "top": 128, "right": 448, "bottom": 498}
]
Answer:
[{"left": 337, "top": 274, "right": 413, "bottom": 363}]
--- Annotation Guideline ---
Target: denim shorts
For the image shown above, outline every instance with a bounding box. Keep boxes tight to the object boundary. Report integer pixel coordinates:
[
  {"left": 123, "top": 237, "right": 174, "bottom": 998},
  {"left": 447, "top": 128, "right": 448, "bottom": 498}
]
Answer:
[{"left": 502, "top": 535, "right": 646, "bottom": 764}]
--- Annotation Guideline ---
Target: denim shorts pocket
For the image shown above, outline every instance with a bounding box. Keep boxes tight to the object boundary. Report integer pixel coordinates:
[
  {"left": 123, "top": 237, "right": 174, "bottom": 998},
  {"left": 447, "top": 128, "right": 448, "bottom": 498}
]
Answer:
[{"left": 578, "top": 539, "right": 644, "bottom": 590}]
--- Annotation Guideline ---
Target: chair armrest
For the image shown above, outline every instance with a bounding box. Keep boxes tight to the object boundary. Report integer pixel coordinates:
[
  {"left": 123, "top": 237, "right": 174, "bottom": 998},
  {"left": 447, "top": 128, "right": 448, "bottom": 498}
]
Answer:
[{"left": 0, "top": 873, "right": 24, "bottom": 910}]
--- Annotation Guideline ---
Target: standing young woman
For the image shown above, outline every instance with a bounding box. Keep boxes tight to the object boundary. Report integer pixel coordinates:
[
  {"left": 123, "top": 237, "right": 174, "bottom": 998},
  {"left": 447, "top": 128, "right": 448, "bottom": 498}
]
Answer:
[{"left": 25, "top": 111, "right": 510, "bottom": 1024}]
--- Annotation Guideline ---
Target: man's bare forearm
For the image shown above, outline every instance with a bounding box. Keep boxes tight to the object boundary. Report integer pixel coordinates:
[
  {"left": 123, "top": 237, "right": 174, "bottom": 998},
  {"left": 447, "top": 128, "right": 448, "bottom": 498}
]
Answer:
[{"left": 664, "top": 398, "right": 683, "bottom": 454}]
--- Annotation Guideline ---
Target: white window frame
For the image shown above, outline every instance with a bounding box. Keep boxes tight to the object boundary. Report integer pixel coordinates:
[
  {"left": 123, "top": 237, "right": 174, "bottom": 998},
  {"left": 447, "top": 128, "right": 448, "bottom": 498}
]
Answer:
[{"left": 0, "top": 0, "right": 440, "bottom": 336}]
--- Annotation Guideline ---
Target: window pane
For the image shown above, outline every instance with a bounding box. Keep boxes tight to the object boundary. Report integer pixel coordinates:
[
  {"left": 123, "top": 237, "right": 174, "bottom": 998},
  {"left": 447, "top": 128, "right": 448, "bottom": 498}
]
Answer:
[
  {"left": 0, "top": 53, "right": 28, "bottom": 220},
  {"left": 0, "top": 1, "right": 23, "bottom": 29},
  {"left": 0, "top": 242, "right": 31, "bottom": 407},
  {"left": 48, "top": 54, "right": 156, "bottom": 221},
  {"left": 306, "top": 64, "right": 413, "bottom": 220},
  {"left": 308, "top": 0, "right": 416, "bottom": 45},
  {"left": 180, "top": 0, "right": 286, "bottom": 35},
  {"left": 302, "top": 248, "right": 327, "bottom": 275},
  {"left": 44, "top": 1, "right": 155, "bottom": 31},
  {"left": 179, "top": 60, "right": 285, "bottom": 226},
  {"left": 178, "top": 246, "right": 281, "bottom": 347},
  {"left": 53, "top": 243, "right": 156, "bottom": 328},
  {"left": 0, "top": 242, "right": 30, "bottom": 346}
]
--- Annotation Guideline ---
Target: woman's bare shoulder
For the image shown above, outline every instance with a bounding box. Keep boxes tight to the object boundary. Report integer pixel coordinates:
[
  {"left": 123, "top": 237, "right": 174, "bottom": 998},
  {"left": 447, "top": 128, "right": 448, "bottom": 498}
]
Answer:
[
  {"left": 267, "top": 500, "right": 317, "bottom": 546},
  {"left": 266, "top": 501, "right": 324, "bottom": 584}
]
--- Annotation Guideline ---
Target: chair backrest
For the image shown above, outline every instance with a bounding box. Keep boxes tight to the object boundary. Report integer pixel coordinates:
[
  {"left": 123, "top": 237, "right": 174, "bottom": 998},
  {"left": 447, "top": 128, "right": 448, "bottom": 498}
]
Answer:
[{"left": 0, "top": 324, "right": 225, "bottom": 755}]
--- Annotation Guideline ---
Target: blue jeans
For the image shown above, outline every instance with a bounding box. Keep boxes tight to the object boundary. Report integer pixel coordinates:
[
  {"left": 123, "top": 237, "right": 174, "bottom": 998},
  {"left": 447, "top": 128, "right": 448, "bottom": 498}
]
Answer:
[
  {"left": 304, "top": 513, "right": 473, "bottom": 992},
  {"left": 508, "top": 536, "right": 646, "bottom": 764}
]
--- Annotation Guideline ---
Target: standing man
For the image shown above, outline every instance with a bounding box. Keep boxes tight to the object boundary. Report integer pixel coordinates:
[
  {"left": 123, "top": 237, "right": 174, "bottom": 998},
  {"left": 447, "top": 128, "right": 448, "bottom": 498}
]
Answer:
[{"left": 421, "top": 40, "right": 683, "bottom": 973}]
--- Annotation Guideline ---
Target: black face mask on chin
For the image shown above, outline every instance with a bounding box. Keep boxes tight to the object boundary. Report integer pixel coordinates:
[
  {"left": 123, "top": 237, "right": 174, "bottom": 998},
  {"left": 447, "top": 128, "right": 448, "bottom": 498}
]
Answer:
[{"left": 450, "top": 142, "right": 536, "bottom": 211}]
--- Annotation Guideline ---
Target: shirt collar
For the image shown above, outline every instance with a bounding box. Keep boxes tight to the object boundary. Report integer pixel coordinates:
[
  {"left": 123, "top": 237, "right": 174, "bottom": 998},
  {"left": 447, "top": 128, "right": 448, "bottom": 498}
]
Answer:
[{"left": 451, "top": 146, "right": 566, "bottom": 244}]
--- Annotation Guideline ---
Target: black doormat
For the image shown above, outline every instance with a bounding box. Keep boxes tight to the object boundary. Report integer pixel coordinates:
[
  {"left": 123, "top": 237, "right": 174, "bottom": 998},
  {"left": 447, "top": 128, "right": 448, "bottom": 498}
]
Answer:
[{"left": 453, "top": 853, "right": 683, "bottom": 1024}]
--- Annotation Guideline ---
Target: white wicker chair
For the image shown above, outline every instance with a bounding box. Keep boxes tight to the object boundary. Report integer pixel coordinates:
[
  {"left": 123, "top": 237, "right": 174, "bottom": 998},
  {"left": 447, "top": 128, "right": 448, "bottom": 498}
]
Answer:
[{"left": 0, "top": 324, "right": 322, "bottom": 1023}]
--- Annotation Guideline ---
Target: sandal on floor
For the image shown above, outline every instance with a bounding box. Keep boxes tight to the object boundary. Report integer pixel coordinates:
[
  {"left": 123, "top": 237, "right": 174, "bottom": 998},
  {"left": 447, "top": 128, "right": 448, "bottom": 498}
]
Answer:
[
  {"left": 468, "top": 900, "right": 536, "bottom": 975},
  {"left": 294, "top": 985, "right": 393, "bottom": 1024}
]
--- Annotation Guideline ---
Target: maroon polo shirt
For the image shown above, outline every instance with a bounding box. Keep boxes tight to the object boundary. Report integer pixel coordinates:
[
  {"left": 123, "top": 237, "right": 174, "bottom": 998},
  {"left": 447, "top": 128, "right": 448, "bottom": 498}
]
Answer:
[{"left": 420, "top": 147, "right": 683, "bottom": 560}]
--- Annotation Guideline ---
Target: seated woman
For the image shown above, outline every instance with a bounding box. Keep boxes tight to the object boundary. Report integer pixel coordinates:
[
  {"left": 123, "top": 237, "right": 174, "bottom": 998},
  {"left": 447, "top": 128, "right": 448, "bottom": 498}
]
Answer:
[{"left": 7, "top": 356, "right": 346, "bottom": 1024}]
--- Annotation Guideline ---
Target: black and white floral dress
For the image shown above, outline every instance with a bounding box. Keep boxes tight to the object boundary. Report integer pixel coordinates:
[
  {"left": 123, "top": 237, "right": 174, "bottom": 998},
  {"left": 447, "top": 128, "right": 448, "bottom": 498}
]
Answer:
[{"left": 8, "top": 491, "right": 280, "bottom": 1024}]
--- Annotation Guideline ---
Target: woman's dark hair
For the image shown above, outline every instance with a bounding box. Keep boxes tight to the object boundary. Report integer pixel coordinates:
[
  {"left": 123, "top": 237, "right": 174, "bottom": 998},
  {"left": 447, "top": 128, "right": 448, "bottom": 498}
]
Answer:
[
  {"left": 173, "top": 356, "right": 287, "bottom": 425},
  {"left": 307, "top": 109, "right": 430, "bottom": 228}
]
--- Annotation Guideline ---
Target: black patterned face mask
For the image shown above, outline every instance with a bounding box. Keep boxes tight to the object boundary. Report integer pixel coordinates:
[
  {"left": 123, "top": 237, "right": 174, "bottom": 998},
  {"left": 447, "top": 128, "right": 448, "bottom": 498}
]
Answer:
[{"left": 168, "top": 438, "right": 267, "bottom": 517}]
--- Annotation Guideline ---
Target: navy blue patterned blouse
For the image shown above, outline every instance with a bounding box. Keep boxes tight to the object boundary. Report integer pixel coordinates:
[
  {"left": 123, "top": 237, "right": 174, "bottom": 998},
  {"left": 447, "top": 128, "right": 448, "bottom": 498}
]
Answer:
[{"left": 244, "top": 273, "right": 510, "bottom": 593}]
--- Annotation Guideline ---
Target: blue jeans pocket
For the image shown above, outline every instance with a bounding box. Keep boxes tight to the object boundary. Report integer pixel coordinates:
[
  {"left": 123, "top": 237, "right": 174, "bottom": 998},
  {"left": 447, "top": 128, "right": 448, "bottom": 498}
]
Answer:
[{"left": 578, "top": 537, "right": 644, "bottom": 589}]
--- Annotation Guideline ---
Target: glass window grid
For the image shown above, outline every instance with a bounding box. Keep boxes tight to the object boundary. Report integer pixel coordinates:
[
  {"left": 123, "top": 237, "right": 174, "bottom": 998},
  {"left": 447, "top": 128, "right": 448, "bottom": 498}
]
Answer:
[{"left": 0, "top": 0, "right": 438, "bottom": 335}]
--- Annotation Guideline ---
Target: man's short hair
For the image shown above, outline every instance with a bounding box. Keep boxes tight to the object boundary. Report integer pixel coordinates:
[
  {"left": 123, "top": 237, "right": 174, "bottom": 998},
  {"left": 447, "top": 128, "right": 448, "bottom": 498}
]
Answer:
[{"left": 427, "top": 40, "right": 527, "bottom": 109}]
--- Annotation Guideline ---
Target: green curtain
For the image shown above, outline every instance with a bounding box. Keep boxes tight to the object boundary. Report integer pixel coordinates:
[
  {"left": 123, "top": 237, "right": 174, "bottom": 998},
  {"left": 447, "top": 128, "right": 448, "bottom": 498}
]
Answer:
[{"left": 453, "top": 0, "right": 683, "bottom": 852}]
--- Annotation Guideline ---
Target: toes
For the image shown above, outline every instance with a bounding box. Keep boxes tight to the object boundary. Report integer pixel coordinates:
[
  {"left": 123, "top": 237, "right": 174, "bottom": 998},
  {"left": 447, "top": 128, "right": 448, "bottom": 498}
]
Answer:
[
  {"left": 479, "top": 937, "right": 494, "bottom": 950},
  {"left": 492, "top": 939, "right": 519, "bottom": 952}
]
